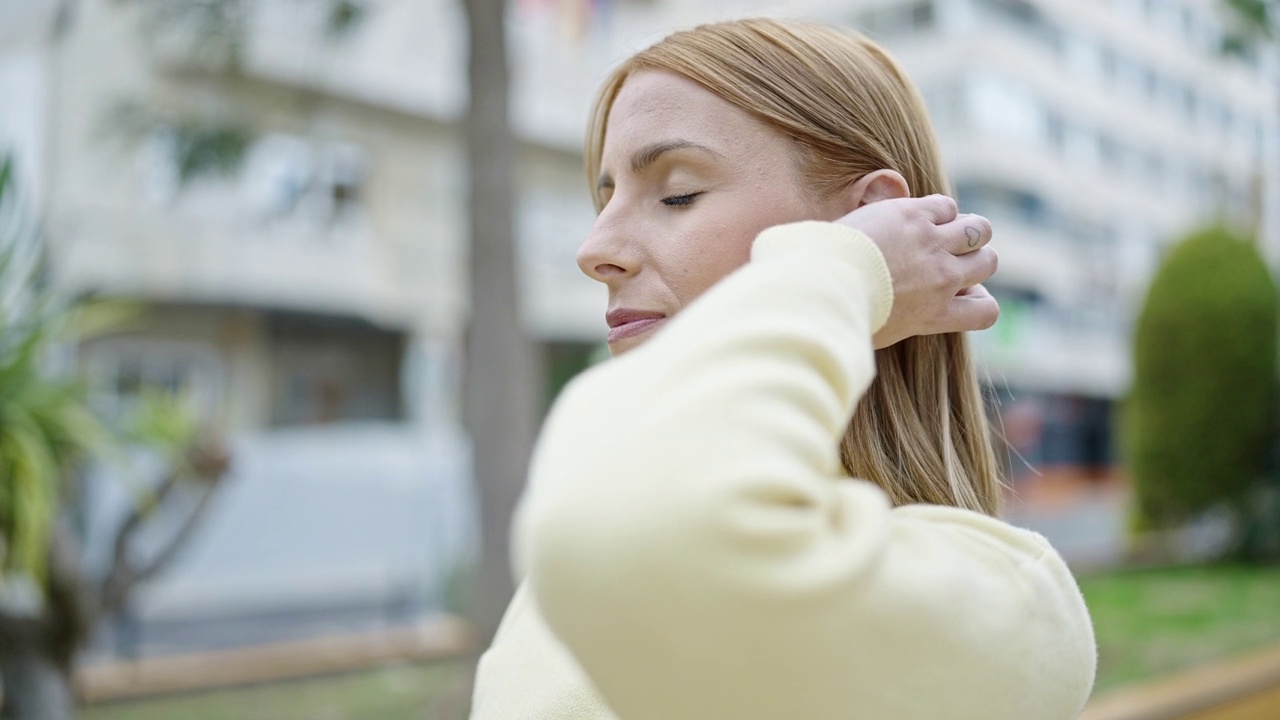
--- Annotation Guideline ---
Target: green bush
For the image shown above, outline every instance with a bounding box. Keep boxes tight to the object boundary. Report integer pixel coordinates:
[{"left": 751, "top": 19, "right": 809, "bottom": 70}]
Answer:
[{"left": 1125, "top": 226, "right": 1278, "bottom": 530}]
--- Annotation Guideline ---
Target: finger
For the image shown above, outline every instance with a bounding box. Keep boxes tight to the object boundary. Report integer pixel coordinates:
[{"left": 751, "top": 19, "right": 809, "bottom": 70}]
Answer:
[
  {"left": 919, "top": 194, "right": 958, "bottom": 225},
  {"left": 955, "top": 283, "right": 994, "bottom": 300},
  {"left": 941, "top": 292, "right": 1000, "bottom": 333},
  {"left": 952, "top": 246, "right": 998, "bottom": 288},
  {"left": 946, "top": 214, "right": 993, "bottom": 255}
]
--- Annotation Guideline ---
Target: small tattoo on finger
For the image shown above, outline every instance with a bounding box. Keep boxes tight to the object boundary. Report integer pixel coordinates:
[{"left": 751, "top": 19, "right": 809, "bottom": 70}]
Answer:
[{"left": 964, "top": 227, "right": 981, "bottom": 248}]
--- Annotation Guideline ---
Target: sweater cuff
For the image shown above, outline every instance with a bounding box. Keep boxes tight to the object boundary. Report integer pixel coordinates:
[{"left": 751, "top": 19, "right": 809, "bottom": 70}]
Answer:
[{"left": 751, "top": 221, "right": 895, "bottom": 333}]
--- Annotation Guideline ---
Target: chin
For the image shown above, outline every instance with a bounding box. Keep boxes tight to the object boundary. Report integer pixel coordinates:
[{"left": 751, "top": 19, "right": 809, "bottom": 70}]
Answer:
[
  {"left": 608, "top": 336, "right": 644, "bottom": 357},
  {"left": 608, "top": 328, "right": 662, "bottom": 356}
]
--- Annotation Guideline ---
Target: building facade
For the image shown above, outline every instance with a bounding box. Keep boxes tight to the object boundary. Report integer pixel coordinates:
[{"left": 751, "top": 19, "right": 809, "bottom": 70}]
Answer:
[
  {"left": 0, "top": 0, "right": 1276, "bottom": 654},
  {"left": 849, "top": 0, "right": 1279, "bottom": 476},
  {"left": 513, "top": 0, "right": 1280, "bottom": 479}
]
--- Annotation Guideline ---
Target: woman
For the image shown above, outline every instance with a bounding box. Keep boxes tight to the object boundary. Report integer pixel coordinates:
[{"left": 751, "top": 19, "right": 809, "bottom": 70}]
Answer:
[{"left": 472, "top": 18, "right": 1096, "bottom": 720}]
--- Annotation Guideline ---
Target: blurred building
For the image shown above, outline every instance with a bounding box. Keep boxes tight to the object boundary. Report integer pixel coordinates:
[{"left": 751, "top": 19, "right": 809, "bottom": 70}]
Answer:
[
  {"left": 0, "top": 0, "right": 1276, "bottom": 651},
  {"left": 511, "top": 0, "right": 1280, "bottom": 482},
  {"left": 847, "top": 0, "right": 1279, "bottom": 478},
  {"left": 0, "top": 0, "right": 480, "bottom": 658}
]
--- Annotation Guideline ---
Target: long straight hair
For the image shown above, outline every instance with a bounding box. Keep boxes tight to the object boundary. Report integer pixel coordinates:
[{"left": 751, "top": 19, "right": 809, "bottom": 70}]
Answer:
[{"left": 585, "top": 18, "right": 1002, "bottom": 515}]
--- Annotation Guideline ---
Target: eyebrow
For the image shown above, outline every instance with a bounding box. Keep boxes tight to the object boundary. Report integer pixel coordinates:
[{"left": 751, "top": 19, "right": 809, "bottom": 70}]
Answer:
[{"left": 597, "top": 140, "right": 723, "bottom": 191}]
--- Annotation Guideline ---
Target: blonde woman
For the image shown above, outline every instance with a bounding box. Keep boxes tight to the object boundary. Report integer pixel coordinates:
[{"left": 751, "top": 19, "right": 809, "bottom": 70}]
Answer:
[{"left": 472, "top": 18, "right": 1096, "bottom": 720}]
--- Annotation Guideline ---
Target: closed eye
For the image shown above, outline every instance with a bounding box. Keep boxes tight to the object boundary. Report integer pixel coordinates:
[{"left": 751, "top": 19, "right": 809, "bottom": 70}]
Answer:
[{"left": 661, "top": 192, "right": 702, "bottom": 208}]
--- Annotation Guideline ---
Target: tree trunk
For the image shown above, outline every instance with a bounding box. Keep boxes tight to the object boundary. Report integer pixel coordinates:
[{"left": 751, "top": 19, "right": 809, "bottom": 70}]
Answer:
[
  {"left": 461, "top": 0, "right": 544, "bottom": 648},
  {"left": 0, "top": 637, "right": 75, "bottom": 720}
]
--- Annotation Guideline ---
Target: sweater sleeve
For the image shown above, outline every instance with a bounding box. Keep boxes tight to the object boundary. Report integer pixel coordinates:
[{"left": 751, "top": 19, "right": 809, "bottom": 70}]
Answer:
[{"left": 514, "top": 221, "right": 1097, "bottom": 720}]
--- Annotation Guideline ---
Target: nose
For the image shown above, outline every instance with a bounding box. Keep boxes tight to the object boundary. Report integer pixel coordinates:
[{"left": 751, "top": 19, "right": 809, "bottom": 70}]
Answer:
[{"left": 577, "top": 210, "right": 638, "bottom": 283}]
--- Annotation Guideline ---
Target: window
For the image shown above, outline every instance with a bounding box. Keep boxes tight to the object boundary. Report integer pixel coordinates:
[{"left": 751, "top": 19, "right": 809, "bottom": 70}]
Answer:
[
  {"left": 1099, "top": 47, "right": 1119, "bottom": 85},
  {"left": 856, "top": 1, "right": 936, "bottom": 37},
  {"left": 1185, "top": 165, "right": 1210, "bottom": 204},
  {"left": 241, "top": 134, "right": 314, "bottom": 218},
  {"left": 922, "top": 82, "right": 963, "bottom": 130},
  {"left": 1179, "top": 85, "right": 1198, "bottom": 124},
  {"left": 84, "top": 338, "right": 224, "bottom": 424},
  {"left": 1061, "top": 32, "right": 1104, "bottom": 80},
  {"left": 1180, "top": 5, "right": 1197, "bottom": 41},
  {"left": 1063, "top": 124, "right": 1101, "bottom": 169},
  {"left": 1113, "top": 55, "right": 1145, "bottom": 93},
  {"left": 954, "top": 181, "right": 1049, "bottom": 226},
  {"left": 1098, "top": 135, "right": 1120, "bottom": 170},
  {"left": 1032, "top": 395, "right": 1115, "bottom": 473},
  {"left": 1141, "top": 67, "right": 1161, "bottom": 104},
  {"left": 1244, "top": 118, "right": 1265, "bottom": 154},
  {"left": 1202, "top": 100, "right": 1230, "bottom": 134},
  {"left": 1046, "top": 112, "right": 1066, "bottom": 154},
  {"left": 1143, "top": 150, "right": 1167, "bottom": 187},
  {"left": 973, "top": 0, "right": 1058, "bottom": 45},
  {"left": 966, "top": 75, "right": 1048, "bottom": 145},
  {"left": 240, "top": 134, "right": 370, "bottom": 228},
  {"left": 979, "top": 0, "right": 1041, "bottom": 26},
  {"left": 267, "top": 313, "right": 405, "bottom": 427}
]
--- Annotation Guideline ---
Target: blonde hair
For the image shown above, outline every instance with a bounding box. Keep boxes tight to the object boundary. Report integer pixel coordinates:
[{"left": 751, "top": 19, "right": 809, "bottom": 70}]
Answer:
[{"left": 586, "top": 18, "right": 1002, "bottom": 515}]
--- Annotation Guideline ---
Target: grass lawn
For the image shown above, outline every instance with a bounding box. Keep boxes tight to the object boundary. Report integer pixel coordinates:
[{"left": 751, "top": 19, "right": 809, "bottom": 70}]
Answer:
[
  {"left": 1081, "top": 563, "right": 1280, "bottom": 693},
  {"left": 77, "top": 564, "right": 1280, "bottom": 716},
  {"left": 80, "top": 660, "right": 471, "bottom": 720}
]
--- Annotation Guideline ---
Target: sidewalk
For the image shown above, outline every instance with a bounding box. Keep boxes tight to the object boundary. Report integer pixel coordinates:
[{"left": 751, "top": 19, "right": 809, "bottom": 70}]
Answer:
[
  {"left": 1083, "top": 643, "right": 1280, "bottom": 720},
  {"left": 73, "top": 605, "right": 1280, "bottom": 720},
  {"left": 76, "top": 613, "right": 473, "bottom": 703}
]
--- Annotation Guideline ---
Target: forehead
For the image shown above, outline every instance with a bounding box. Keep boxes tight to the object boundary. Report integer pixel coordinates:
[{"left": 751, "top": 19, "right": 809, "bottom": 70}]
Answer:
[{"left": 603, "top": 70, "right": 782, "bottom": 162}]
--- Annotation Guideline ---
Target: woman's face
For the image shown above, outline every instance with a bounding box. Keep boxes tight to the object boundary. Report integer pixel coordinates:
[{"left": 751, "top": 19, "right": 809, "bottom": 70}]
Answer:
[{"left": 580, "top": 70, "right": 837, "bottom": 355}]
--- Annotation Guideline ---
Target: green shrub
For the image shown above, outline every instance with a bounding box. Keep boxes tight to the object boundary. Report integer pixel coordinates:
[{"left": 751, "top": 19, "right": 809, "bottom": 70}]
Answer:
[{"left": 1125, "top": 226, "right": 1278, "bottom": 529}]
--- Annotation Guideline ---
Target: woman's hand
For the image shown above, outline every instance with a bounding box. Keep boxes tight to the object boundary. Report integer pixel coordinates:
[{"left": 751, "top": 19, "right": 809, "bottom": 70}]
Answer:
[{"left": 835, "top": 195, "right": 999, "bottom": 349}]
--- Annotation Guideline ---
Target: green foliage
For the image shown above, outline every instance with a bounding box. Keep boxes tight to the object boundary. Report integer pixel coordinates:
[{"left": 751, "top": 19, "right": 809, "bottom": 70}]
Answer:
[
  {"left": 168, "top": 122, "right": 253, "bottom": 184},
  {"left": 104, "top": 0, "right": 370, "bottom": 187},
  {"left": 0, "top": 153, "right": 212, "bottom": 589},
  {"left": 1221, "top": 0, "right": 1277, "bottom": 55},
  {"left": 326, "top": 0, "right": 368, "bottom": 38},
  {"left": 108, "top": 100, "right": 253, "bottom": 185},
  {"left": 1225, "top": 0, "right": 1276, "bottom": 37},
  {"left": 1125, "top": 226, "right": 1279, "bottom": 529},
  {"left": 0, "top": 154, "right": 108, "bottom": 582},
  {"left": 126, "top": 389, "right": 201, "bottom": 452},
  {"left": 117, "top": 0, "right": 369, "bottom": 67},
  {"left": 1080, "top": 564, "right": 1280, "bottom": 692}
]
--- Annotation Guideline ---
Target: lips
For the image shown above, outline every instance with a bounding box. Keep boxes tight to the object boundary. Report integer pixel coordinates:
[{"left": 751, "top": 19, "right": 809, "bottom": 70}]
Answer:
[{"left": 606, "top": 309, "right": 666, "bottom": 344}]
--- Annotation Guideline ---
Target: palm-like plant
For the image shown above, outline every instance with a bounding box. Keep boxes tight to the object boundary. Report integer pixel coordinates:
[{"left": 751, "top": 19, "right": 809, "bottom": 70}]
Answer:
[
  {"left": 0, "top": 153, "right": 230, "bottom": 720},
  {"left": 0, "top": 154, "right": 105, "bottom": 588}
]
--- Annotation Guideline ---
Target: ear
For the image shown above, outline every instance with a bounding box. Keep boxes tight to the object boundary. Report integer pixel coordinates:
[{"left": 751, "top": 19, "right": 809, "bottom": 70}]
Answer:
[{"left": 838, "top": 169, "right": 911, "bottom": 213}]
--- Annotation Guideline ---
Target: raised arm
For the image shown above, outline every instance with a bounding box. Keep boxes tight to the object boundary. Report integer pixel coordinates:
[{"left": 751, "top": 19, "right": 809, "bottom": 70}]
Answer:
[{"left": 516, "top": 209, "right": 1095, "bottom": 720}]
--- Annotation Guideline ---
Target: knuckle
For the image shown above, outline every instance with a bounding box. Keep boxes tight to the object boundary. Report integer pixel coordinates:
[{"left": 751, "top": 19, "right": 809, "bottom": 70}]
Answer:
[
  {"left": 980, "top": 302, "right": 1001, "bottom": 329},
  {"left": 940, "top": 265, "right": 964, "bottom": 290}
]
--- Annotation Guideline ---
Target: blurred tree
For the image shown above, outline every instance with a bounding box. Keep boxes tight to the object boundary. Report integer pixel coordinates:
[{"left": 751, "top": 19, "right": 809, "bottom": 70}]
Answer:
[
  {"left": 1222, "top": 0, "right": 1276, "bottom": 53},
  {"left": 102, "top": 0, "right": 367, "bottom": 181},
  {"left": 461, "top": 0, "right": 543, "bottom": 649},
  {"left": 1125, "top": 226, "right": 1278, "bottom": 554},
  {"left": 1220, "top": 0, "right": 1280, "bottom": 560},
  {"left": 0, "top": 154, "right": 230, "bottom": 720}
]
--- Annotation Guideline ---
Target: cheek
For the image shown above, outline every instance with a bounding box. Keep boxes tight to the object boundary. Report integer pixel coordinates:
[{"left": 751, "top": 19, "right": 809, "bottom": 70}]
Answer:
[
  {"left": 660, "top": 203, "right": 759, "bottom": 306},
  {"left": 655, "top": 185, "right": 816, "bottom": 310}
]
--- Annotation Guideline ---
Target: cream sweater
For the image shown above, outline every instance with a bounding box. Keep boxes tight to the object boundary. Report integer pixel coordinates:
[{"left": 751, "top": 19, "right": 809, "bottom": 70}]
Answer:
[{"left": 471, "top": 221, "right": 1097, "bottom": 720}]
